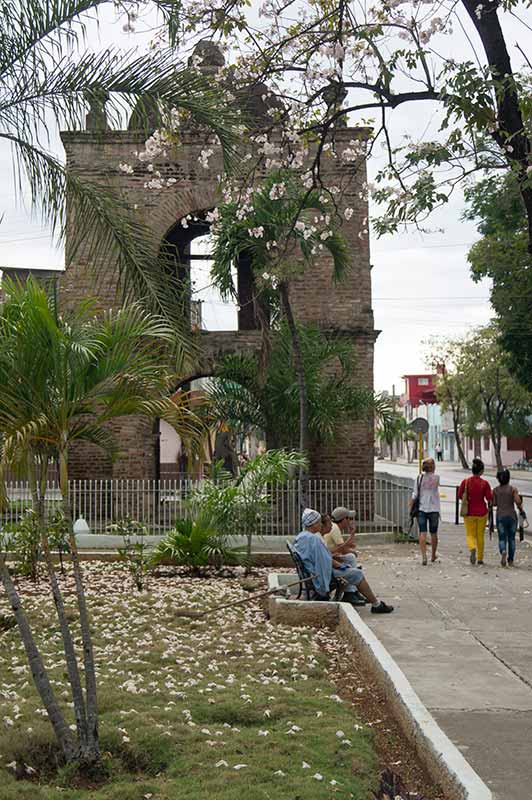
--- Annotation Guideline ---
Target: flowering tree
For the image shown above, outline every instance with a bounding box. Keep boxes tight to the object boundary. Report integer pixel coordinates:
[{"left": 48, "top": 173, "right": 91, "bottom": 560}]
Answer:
[
  {"left": 209, "top": 168, "right": 351, "bottom": 464},
  {"left": 142, "top": 0, "right": 532, "bottom": 253}
]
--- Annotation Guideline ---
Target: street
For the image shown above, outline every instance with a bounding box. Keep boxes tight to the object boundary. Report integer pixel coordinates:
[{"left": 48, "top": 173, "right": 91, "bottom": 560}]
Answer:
[{"left": 375, "top": 458, "right": 532, "bottom": 524}]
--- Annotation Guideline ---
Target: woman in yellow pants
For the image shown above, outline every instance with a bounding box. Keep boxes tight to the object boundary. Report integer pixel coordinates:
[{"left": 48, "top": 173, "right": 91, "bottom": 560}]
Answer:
[{"left": 458, "top": 458, "right": 493, "bottom": 565}]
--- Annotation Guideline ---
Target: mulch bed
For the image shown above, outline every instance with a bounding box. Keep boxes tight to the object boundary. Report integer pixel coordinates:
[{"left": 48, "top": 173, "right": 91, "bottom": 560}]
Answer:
[
  {"left": 319, "top": 629, "right": 447, "bottom": 799},
  {"left": 258, "top": 567, "right": 448, "bottom": 800}
]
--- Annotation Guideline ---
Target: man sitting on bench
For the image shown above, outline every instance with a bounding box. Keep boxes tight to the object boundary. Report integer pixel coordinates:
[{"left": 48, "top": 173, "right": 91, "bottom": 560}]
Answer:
[{"left": 293, "top": 508, "right": 394, "bottom": 614}]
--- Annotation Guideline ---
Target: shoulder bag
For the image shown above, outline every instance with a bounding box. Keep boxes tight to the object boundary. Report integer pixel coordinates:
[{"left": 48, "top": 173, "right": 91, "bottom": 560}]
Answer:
[
  {"left": 410, "top": 475, "right": 423, "bottom": 518},
  {"left": 460, "top": 478, "right": 470, "bottom": 517}
]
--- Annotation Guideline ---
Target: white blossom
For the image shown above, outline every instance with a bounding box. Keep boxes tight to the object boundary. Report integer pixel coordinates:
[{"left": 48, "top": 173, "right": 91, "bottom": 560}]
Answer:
[{"left": 248, "top": 226, "right": 264, "bottom": 238}]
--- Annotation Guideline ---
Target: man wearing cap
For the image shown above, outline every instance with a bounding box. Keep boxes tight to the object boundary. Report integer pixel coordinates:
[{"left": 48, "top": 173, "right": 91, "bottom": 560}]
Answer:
[
  {"left": 323, "top": 507, "right": 357, "bottom": 559},
  {"left": 294, "top": 508, "right": 393, "bottom": 613}
]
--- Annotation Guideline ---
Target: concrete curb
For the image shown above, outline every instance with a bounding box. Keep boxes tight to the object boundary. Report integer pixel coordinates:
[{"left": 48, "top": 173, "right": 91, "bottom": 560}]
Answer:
[{"left": 267, "top": 573, "right": 492, "bottom": 800}]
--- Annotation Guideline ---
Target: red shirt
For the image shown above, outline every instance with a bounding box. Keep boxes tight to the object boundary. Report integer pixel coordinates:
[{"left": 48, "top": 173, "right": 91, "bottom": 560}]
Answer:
[{"left": 458, "top": 476, "right": 493, "bottom": 517}]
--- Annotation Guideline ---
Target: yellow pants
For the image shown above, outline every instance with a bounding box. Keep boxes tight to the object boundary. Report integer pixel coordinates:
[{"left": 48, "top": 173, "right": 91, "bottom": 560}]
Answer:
[{"left": 464, "top": 515, "right": 487, "bottom": 561}]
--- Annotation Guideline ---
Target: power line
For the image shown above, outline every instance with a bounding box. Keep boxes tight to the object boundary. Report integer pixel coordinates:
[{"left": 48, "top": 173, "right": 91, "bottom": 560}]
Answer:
[
  {"left": 372, "top": 241, "right": 476, "bottom": 252},
  {"left": 374, "top": 295, "right": 490, "bottom": 301},
  {"left": 0, "top": 233, "right": 53, "bottom": 245}
]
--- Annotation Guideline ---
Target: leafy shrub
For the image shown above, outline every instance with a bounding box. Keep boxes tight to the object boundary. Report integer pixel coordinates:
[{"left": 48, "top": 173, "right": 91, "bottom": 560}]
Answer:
[
  {"left": 151, "top": 515, "right": 236, "bottom": 574},
  {"left": 5, "top": 509, "right": 41, "bottom": 580},
  {"left": 110, "top": 517, "right": 151, "bottom": 591}
]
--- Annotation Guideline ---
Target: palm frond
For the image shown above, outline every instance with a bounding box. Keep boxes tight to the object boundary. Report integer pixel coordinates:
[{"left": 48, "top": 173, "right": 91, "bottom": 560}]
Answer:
[
  {"left": 1, "top": 134, "right": 193, "bottom": 332},
  {"left": 3, "top": 49, "right": 241, "bottom": 166},
  {"left": 0, "top": 0, "right": 102, "bottom": 72}
]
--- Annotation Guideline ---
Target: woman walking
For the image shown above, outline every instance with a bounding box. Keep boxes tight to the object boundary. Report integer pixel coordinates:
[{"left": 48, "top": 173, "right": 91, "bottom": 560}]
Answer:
[
  {"left": 492, "top": 469, "right": 524, "bottom": 567},
  {"left": 411, "top": 458, "right": 440, "bottom": 565},
  {"left": 458, "top": 458, "right": 492, "bottom": 565}
]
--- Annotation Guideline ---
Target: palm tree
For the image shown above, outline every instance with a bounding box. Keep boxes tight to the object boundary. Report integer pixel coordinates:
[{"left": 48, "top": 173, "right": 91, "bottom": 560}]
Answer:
[
  {"left": 0, "top": 277, "right": 205, "bottom": 768},
  {"left": 208, "top": 322, "right": 379, "bottom": 449},
  {"left": 211, "top": 168, "right": 351, "bottom": 478},
  {"left": 1, "top": 0, "right": 239, "bottom": 326}
]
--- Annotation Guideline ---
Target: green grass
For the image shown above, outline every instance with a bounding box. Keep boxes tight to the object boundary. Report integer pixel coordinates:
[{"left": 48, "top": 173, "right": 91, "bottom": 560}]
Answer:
[{"left": 0, "top": 564, "right": 378, "bottom": 799}]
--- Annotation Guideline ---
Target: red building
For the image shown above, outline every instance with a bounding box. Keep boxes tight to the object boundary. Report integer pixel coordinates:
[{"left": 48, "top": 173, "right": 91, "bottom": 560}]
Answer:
[{"left": 402, "top": 374, "right": 437, "bottom": 408}]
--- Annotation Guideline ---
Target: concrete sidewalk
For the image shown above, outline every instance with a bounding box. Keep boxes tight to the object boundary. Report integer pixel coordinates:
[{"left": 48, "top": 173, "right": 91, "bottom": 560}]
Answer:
[
  {"left": 377, "top": 455, "right": 532, "bottom": 483},
  {"left": 357, "top": 523, "right": 532, "bottom": 800}
]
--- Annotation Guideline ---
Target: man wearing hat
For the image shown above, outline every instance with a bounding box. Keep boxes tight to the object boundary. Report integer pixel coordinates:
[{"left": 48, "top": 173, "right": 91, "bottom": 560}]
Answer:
[
  {"left": 294, "top": 508, "right": 393, "bottom": 613},
  {"left": 323, "top": 506, "right": 357, "bottom": 558}
]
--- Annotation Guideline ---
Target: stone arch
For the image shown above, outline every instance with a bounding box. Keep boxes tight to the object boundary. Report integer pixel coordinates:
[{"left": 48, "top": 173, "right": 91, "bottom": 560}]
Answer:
[{"left": 60, "top": 91, "right": 376, "bottom": 479}]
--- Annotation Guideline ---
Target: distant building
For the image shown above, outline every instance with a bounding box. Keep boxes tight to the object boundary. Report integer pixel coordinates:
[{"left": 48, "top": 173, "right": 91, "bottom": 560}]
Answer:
[
  {"left": 399, "top": 373, "right": 455, "bottom": 462},
  {"left": 401, "top": 374, "right": 437, "bottom": 421},
  {"left": 461, "top": 432, "right": 532, "bottom": 468},
  {"left": 0, "top": 266, "right": 61, "bottom": 303}
]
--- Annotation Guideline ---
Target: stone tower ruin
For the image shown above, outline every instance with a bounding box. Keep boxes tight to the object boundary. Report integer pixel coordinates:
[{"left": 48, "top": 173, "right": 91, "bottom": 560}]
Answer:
[{"left": 60, "top": 48, "right": 377, "bottom": 481}]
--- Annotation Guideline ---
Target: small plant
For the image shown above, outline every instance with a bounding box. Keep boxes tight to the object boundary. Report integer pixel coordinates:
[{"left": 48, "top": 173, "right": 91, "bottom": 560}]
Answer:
[
  {"left": 151, "top": 515, "right": 236, "bottom": 575},
  {"left": 47, "top": 509, "right": 71, "bottom": 575},
  {"left": 189, "top": 450, "right": 307, "bottom": 573},
  {"left": 111, "top": 517, "right": 151, "bottom": 592},
  {"left": 5, "top": 509, "right": 41, "bottom": 581}
]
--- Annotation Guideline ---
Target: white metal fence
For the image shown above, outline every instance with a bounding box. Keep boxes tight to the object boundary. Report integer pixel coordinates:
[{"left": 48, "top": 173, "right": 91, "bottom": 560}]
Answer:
[{"left": 0, "top": 475, "right": 414, "bottom": 536}]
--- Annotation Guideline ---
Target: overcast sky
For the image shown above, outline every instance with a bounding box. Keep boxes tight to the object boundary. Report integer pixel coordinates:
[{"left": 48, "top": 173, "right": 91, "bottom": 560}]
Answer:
[{"left": 2, "top": 1, "right": 524, "bottom": 395}]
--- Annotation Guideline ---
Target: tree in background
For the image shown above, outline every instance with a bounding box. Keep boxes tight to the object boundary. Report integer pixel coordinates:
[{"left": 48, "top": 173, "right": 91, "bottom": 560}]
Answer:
[
  {"left": 0, "top": 278, "right": 205, "bottom": 770},
  {"left": 457, "top": 326, "right": 532, "bottom": 469},
  {"left": 464, "top": 173, "right": 532, "bottom": 393},
  {"left": 376, "top": 412, "right": 415, "bottom": 463},
  {"left": 208, "top": 322, "right": 387, "bottom": 450},
  {"left": 425, "top": 337, "right": 470, "bottom": 470}
]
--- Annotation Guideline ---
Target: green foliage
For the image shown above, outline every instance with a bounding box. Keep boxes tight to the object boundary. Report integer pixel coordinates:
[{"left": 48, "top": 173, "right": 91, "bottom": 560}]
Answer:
[
  {"left": 47, "top": 509, "right": 71, "bottom": 553},
  {"left": 429, "top": 326, "right": 532, "bottom": 467},
  {"left": 150, "top": 515, "right": 235, "bottom": 573},
  {"left": 464, "top": 173, "right": 532, "bottom": 391},
  {"left": 0, "top": 279, "right": 205, "bottom": 490},
  {"left": 211, "top": 168, "right": 351, "bottom": 306},
  {"left": 208, "top": 323, "right": 376, "bottom": 448},
  {"left": 188, "top": 449, "right": 307, "bottom": 570},
  {"left": 5, "top": 509, "right": 41, "bottom": 581},
  {"left": 0, "top": 0, "right": 240, "bottom": 324},
  {"left": 112, "top": 517, "right": 152, "bottom": 591}
]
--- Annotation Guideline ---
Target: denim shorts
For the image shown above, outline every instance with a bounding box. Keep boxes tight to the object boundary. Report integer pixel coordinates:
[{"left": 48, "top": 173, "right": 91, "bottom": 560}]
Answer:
[{"left": 418, "top": 511, "right": 440, "bottom": 534}]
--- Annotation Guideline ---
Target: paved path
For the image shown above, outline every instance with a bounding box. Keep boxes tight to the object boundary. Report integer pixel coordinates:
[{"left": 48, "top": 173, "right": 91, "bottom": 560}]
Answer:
[{"left": 357, "top": 522, "right": 532, "bottom": 800}]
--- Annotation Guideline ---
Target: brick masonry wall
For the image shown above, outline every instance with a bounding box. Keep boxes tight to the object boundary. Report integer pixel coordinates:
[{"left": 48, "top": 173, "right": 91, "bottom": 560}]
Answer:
[{"left": 60, "top": 126, "right": 376, "bottom": 481}]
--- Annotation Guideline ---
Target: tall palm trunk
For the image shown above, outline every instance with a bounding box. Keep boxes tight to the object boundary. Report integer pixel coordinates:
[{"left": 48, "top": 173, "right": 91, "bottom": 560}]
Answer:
[
  {"left": 59, "top": 448, "right": 100, "bottom": 765},
  {"left": 0, "top": 558, "right": 77, "bottom": 761},
  {"left": 27, "top": 458, "right": 89, "bottom": 749},
  {"left": 279, "top": 283, "right": 308, "bottom": 507}
]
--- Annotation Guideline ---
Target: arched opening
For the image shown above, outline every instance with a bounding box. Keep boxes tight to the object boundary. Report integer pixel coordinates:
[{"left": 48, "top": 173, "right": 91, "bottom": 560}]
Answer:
[
  {"left": 160, "top": 212, "right": 267, "bottom": 332},
  {"left": 156, "top": 212, "right": 269, "bottom": 479}
]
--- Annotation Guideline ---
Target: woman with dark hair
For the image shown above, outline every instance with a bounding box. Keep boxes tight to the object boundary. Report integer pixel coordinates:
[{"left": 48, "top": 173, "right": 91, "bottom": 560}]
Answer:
[
  {"left": 458, "top": 458, "right": 493, "bottom": 565},
  {"left": 493, "top": 469, "right": 525, "bottom": 567}
]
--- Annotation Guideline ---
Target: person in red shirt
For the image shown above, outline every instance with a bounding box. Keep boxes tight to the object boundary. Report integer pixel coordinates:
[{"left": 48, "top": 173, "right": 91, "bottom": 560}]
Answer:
[{"left": 458, "top": 458, "right": 493, "bottom": 565}]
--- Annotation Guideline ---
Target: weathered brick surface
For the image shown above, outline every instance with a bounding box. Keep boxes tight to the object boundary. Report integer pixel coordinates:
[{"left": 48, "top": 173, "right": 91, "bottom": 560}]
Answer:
[{"left": 60, "top": 124, "right": 376, "bottom": 480}]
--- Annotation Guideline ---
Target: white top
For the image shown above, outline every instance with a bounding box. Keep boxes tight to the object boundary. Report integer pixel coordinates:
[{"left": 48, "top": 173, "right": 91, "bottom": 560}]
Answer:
[{"left": 412, "top": 473, "right": 440, "bottom": 513}]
